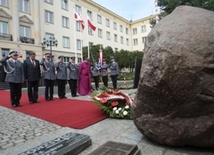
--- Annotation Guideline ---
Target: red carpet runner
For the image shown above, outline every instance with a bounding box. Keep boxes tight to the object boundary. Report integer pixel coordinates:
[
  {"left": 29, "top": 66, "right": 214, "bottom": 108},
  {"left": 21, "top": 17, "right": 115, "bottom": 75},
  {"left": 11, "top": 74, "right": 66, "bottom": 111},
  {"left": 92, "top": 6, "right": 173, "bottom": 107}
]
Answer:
[{"left": 0, "top": 90, "right": 107, "bottom": 129}]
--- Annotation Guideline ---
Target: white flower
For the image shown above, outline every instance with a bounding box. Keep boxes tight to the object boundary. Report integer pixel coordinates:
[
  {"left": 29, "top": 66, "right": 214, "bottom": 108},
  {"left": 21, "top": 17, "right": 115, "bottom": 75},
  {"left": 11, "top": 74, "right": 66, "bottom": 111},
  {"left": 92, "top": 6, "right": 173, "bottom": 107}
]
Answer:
[
  {"left": 115, "top": 110, "right": 119, "bottom": 114},
  {"left": 118, "top": 108, "right": 122, "bottom": 111},
  {"left": 113, "top": 107, "right": 117, "bottom": 111},
  {"left": 123, "top": 111, "right": 128, "bottom": 116},
  {"left": 125, "top": 105, "right": 129, "bottom": 109}
]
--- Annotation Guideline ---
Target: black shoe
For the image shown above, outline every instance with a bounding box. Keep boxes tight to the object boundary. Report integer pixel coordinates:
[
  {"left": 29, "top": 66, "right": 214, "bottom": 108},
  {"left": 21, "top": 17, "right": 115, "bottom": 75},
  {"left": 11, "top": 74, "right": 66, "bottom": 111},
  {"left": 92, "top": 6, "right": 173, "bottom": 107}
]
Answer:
[
  {"left": 16, "top": 103, "right": 22, "bottom": 107},
  {"left": 34, "top": 100, "right": 40, "bottom": 103},
  {"left": 12, "top": 104, "right": 17, "bottom": 108},
  {"left": 46, "top": 98, "right": 50, "bottom": 101},
  {"left": 59, "top": 96, "right": 63, "bottom": 99},
  {"left": 50, "top": 98, "right": 54, "bottom": 101},
  {"left": 63, "top": 96, "right": 67, "bottom": 99},
  {"left": 30, "top": 101, "right": 34, "bottom": 104}
]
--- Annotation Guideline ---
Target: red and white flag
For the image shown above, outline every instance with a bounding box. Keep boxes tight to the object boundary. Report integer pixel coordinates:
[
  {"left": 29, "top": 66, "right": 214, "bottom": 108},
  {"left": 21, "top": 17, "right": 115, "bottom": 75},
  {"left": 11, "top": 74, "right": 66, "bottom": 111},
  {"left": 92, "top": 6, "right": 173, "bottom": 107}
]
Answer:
[
  {"left": 74, "top": 10, "right": 85, "bottom": 30},
  {"left": 99, "top": 48, "right": 103, "bottom": 65},
  {"left": 87, "top": 16, "right": 96, "bottom": 31}
]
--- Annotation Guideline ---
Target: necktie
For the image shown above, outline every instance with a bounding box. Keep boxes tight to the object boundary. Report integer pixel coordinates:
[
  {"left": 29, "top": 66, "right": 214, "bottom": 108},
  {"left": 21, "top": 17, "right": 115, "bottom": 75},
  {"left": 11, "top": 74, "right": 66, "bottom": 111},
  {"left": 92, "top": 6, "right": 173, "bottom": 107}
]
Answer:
[
  {"left": 14, "top": 60, "right": 17, "bottom": 65},
  {"left": 32, "top": 60, "right": 35, "bottom": 68}
]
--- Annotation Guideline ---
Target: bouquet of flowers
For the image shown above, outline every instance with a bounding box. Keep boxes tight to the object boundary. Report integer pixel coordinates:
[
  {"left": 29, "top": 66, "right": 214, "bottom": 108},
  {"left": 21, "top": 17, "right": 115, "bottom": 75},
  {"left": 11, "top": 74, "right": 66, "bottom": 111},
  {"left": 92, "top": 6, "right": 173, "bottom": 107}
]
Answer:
[{"left": 92, "top": 89, "right": 133, "bottom": 119}]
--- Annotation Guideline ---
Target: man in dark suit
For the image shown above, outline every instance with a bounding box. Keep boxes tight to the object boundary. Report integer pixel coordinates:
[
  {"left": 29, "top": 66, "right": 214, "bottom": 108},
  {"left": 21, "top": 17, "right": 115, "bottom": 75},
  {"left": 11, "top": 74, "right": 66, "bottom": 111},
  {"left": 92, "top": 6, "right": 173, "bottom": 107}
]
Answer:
[
  {"left": 0, "top": 51, "right": 24, "bottom": 108},
  {"left": 24, "top": 52, "right": 41, "bottom": 104}
]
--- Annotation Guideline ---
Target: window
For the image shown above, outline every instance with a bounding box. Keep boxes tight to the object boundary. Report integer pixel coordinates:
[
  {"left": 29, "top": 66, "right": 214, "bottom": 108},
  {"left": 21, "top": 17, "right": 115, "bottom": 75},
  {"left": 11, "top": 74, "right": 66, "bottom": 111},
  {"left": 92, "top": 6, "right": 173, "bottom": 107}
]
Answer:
[
  {"left": 106, "top": 19, "right": 110, "bottom": 27},
  {"left": 45, "top": 33, "right": 54, "bottom": 39},
  {"left": 133, "top": 28, "right": 137, "bottom": 35},
  {"left": 63, "top": 36, "right": 70, "bottom": 48},
  {"left": 120, "top": 25, "right": 123, "bottom": 32},
  {"left": 62, "top": 16, "right": 69, "bottom": 28},
  {"left": 76, "top": 21, "right": 81, "bottom": 31},
  {"left": 141, "top": 25, "right": 147, "bottom": 33},
  {"left": 97, "top": 15, "right": 102, "bottom": 24},
  {"left": 1, "top": 49, "right": 9, "bottom": 58},
  {"left": 142, "top": 37, "right": 146, "bottom": 44},
  {"left": 106, "top": 31, "right": 110, "bottom": 40},
  {"left": 133, "top": 39, "right": 138, "bottom": 46},
  {"left": 88, "top": 26, "right": 92, "bottom": 35},
  {"left": 77, "top": 39, "right": 81, "bottom": 50},
  {"left": 115, "top": 48, "right": 118, "bottom": 52},
  {"left": 113, "top": 22, "right": 117, "bottom": 30},
  {"left": 45, "top": 0, "right": 53, "bottom": 4},
  {"left": 120, "top": 36, "right": 123, "bottom": 44},
  {"left": 0, "top": 21, "right": 8, "bottom": 34},
  {"left": 126, "top": 38, "right": 129, "bottom": 45},
  {"left": 98, "top": 29, "right": 102, "bottom": 38},
  {"left": 20, "top": 25, "right": 30, "bottom": 37},
  {"left": 126, "top": 28, "right": 128, "bottom": 34},
  {"left": 19, "top": 0, "right": 30, "bottom": 13},
  {"left": 0, "top": 0, "right": 7, "bottom": 6},
  {"left": 63, "top": 57, "right": 70, "bottom": 63},
  {"left": 114, "top": 34, "right": 118, "bottom": 42},
  {"left": 61, "top": 0, "right": 68, "bottom": 10},
  {"left": 87, "top": 10, "right": 92, "bottom": 20},
  {"left": 45, "top": 10, "right": 54, "bottom": 23},
  {"left": 25, "top": 51, "right": 32, "bottom": 59},
  {"left": 75, "top": 5, "right": 81, "bottom": 15}
]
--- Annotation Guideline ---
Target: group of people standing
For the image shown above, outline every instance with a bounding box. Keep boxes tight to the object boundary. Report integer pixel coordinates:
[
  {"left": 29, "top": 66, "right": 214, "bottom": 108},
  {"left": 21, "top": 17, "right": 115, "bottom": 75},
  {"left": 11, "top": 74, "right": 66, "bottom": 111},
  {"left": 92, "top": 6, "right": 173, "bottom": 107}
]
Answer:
[{"left": 0, "top": 50, "right": 119, "bottom": 108}]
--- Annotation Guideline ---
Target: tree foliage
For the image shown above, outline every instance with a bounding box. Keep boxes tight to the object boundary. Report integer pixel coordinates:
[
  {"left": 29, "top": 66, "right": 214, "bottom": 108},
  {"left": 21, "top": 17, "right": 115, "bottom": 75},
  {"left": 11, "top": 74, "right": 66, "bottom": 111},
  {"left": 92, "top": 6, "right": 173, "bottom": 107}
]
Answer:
[{"left": 82, "top": 44, "right": 144, "bottom": 72}]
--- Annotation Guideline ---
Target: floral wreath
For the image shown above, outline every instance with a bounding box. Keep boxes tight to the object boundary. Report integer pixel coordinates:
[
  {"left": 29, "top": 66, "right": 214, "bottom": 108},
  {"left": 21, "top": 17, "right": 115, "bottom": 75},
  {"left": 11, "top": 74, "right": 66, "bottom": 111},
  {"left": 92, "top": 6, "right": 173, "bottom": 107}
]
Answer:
[{"left": 92, "top": 89, "right": 133, "bottom": 119}]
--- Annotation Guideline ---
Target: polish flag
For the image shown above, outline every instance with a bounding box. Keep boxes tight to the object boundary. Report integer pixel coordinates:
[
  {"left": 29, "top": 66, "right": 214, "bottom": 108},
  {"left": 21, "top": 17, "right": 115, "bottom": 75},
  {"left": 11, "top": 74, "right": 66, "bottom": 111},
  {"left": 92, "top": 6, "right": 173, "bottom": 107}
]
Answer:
[
  {"left": 87, "top": 16, "right": 96, "bottom": 31},
  {"left": 74, "top": 11, "right": 85, "bottom": 30}
]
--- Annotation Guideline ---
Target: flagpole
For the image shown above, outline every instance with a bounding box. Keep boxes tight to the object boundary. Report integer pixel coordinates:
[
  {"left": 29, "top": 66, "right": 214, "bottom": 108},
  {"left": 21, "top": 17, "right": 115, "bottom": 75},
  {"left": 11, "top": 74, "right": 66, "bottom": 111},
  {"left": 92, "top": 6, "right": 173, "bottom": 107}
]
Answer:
[
  {"left": 87, "top": 24, "right": 90, "bottom": 59},
  {"left": 73, "top": 7, "right": 77, "bottom": 63}
]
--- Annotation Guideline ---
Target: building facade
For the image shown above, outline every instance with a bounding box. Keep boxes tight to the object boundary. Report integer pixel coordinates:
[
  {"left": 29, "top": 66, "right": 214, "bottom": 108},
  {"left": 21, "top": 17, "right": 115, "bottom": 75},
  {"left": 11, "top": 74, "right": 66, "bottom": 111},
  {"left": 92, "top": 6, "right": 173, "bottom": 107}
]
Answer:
[{"left": 0, "top": 0, "right": 155, "bottom": 62}]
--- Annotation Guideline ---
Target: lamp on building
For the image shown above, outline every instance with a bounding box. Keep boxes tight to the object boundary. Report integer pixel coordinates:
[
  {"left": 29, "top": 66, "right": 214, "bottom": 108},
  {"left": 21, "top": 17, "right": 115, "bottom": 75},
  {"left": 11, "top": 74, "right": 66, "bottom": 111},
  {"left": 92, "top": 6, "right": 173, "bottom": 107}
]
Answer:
[{"left": 42, "top": 36, "right": 58, "bottom": 61}]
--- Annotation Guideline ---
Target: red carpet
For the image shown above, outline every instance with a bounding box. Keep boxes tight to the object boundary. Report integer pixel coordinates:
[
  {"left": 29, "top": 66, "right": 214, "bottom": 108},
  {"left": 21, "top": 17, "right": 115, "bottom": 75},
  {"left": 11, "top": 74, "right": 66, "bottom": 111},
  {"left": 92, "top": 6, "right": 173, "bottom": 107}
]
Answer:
[{"left": 0, "top": 90, "right": 108, "bottom": 129}]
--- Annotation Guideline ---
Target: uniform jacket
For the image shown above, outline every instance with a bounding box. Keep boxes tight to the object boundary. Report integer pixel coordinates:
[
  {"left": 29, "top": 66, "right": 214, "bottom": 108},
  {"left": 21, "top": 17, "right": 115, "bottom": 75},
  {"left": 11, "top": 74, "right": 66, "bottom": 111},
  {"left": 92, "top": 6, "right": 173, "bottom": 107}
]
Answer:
[
  {"left": 55, "top": 62, "right": 67, "bottom": 80},
  {"left": 91, "top": 64, "right": 100, "bottom": 77},
  {"left": 101, "top": 64, "right": 109, "bottom": 76},
  {"left": 23, "top": 58, "right": 41, "bottom": 81},
  {"left": 110, "top": 62, "right": 119, "bottom": 76},
  {"left": 67, "top": 62, "right": 79, "bottom": 80},
  {"left": 0, "top": 56, "right": 24, "bottom": 83},
  {"left": 40, "top": 58, "right": 56, "bottom": 80}
]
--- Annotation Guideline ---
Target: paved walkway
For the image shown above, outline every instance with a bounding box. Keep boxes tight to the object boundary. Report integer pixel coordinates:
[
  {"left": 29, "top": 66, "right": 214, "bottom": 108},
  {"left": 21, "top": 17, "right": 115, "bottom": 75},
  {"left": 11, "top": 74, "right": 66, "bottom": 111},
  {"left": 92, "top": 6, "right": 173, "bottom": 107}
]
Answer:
[{"left": 0, "top": 89, "right": 214, "bottom": 155}]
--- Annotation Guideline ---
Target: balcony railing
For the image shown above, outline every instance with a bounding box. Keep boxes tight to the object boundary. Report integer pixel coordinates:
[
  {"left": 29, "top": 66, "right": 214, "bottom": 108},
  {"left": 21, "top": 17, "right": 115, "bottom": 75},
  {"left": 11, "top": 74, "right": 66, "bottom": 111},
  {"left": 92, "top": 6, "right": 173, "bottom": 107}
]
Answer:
[
  {"left": 20, "top": 36, "right": 35, "bottom": 44},
  {"left": 0, "top": 33, "right": 13, "bottom": 41}
]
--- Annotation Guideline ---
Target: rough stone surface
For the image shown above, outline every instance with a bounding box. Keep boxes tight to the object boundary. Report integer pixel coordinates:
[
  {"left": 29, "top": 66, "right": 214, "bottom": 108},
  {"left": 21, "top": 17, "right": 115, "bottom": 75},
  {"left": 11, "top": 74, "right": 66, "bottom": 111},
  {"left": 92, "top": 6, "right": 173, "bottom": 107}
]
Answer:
[{"left": 132, "top": 6, "right": 214, "bottom": 148}]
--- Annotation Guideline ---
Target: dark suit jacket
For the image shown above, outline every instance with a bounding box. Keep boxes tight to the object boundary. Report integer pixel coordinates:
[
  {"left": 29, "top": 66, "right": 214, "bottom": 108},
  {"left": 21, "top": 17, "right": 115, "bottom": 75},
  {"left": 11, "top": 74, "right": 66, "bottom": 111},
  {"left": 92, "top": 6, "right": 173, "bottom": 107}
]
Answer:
[{"left": 24, "top": 58, "right": 41, "bottom": 81}]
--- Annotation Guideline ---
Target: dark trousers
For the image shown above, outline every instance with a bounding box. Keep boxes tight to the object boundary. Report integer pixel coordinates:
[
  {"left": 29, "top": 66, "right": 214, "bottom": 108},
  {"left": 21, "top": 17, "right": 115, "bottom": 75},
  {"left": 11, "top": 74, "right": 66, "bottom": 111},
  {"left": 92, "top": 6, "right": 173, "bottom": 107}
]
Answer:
[
  {"left": 93, "top": 76, "right": 99, "bottom": 90},
  {"left": 9, "top": 82, "right": 22, "bottom": 106},
  {"left": 69, "top": 79, "right": 77, "bottom": 96},
  {"left": 57, "top": 79, "right": 66, "bottom": 98},
  {"left": 110, "top": 75, "right": 118, "bottom": 89},
  {"left": 27, "top": 81, "right": 39, "bottom": 102},
  {"left": 102, "top": 76, "right": 108, "bottom": 88},
  {"left": 44, "top": 79, "right": 54, "bottom": 100}
]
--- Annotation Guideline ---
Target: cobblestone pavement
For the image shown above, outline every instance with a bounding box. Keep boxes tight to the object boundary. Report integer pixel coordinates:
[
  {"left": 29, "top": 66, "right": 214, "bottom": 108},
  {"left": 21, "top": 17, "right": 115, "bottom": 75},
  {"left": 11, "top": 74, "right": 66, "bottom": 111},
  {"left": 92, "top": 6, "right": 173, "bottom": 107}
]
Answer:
[{"left": 0, "top": 89, "right": 214, "bottom": 155}]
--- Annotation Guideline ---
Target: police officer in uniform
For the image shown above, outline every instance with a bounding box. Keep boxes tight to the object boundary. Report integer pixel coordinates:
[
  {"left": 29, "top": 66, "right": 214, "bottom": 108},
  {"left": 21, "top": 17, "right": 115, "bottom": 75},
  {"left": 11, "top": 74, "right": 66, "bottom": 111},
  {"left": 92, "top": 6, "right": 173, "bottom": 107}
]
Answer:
[
  {"left": 101, "top": 59, "right": 109, "bottom": 88},
  {"left": 55, "top": 55, "right": 67, "bottom": 99},
  {"left": 110, "top": 56, "right": 119, "bottom": 90},
  {"left": 40, "top": 53, "right": 56, "bottom": 101},
  {"left": 67, "top": 57, "right": 79, "bottom": 97},
  {"left": 0, "top": 51, "right": 24, "bottom": 108},
  {"left": 91, "top": 61, "right": 100, "bottom": 90}
]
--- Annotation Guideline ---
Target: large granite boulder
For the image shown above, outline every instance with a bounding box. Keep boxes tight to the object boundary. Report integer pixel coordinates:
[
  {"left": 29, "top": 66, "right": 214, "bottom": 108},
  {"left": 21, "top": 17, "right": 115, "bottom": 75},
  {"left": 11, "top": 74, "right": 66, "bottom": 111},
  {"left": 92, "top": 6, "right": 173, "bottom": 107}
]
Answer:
[{"left": 132, "top": 6, "right": 214, "bottom": 148}]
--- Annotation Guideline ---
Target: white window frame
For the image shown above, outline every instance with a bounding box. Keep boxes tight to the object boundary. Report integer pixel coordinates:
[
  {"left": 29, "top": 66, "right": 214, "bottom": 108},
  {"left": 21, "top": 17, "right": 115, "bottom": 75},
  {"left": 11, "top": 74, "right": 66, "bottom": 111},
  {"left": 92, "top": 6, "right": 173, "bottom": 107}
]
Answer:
[
  {"left": 75, "top": 5, "right": 81, "bottom": 15},
  {"left": 45, "top": 10, "right": 54, "bottom": 24},
  {"left": 141, "top": 25, "right": 147, "bottom": 33},
  {"left": 120, "top": 36, "right": 123, "bottom": 44},
  {"left": 0, "top": 0, "right": 7, "bottom": 6},
  {"left": 126, "top": 28, "right": 129, "bottom": 35},
  {"left": 120, "top": 25, "right": 123, "bottom": 32},
  {"left": 19, "top": 0, "right": 30, "bottom": 13},
  {"left": 20, "top": 25, "right": 30, "bottom": 37},
  {"left": 88, "top": 26, "right": 92, "bottom": 35},
  {"left": 63, "top": 36, "right": 70, "bottom": 48},
  {"left": 113, "top": 22, "right": 117, "bottom": 30},
  {"left": 106, "top": 31, "right": 110, "bottom": 40},
  {"left": 76, "top": 21, "right": 81, "bottom": 31},
  {"left": 77, "top": 39, "right": 81, "bottom": 50},
  {"left": 133, "top": 38, "right": 138, "bottom": 46},
  {"left": 126, "top": 38, "right": 129, "bottom": 46},
  {"left": 106, "top": 19, "right": 110, "bottom": 27},
  {"left": 114, "top": 34, "right": 118, "bottom": 42},
  {"left": 97, "top": 15, "right": 102, "bottom": 24},
  {"left": 45, "top": 32, "right": 54, "bottom": 39},
  {"left": 133, "top": 28, "right": 137, "bottom": 35},
  {"left": 61, "top": 0, "right": 68, "bottom": 10},
  {"left": 62, "top": 16, "right": 69, "bottom": 28},
  {"left": 98, "top": 29, "right": 102, "bottom": 38},
  {"left": 0, "top": 21, "right": 9, "bottom": 34},
  {"left": 142, "top": 37, "right": 146, "bottom": 44},
  {"left": 45, "top": 0, "right": 53, "bottom": 4}
]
